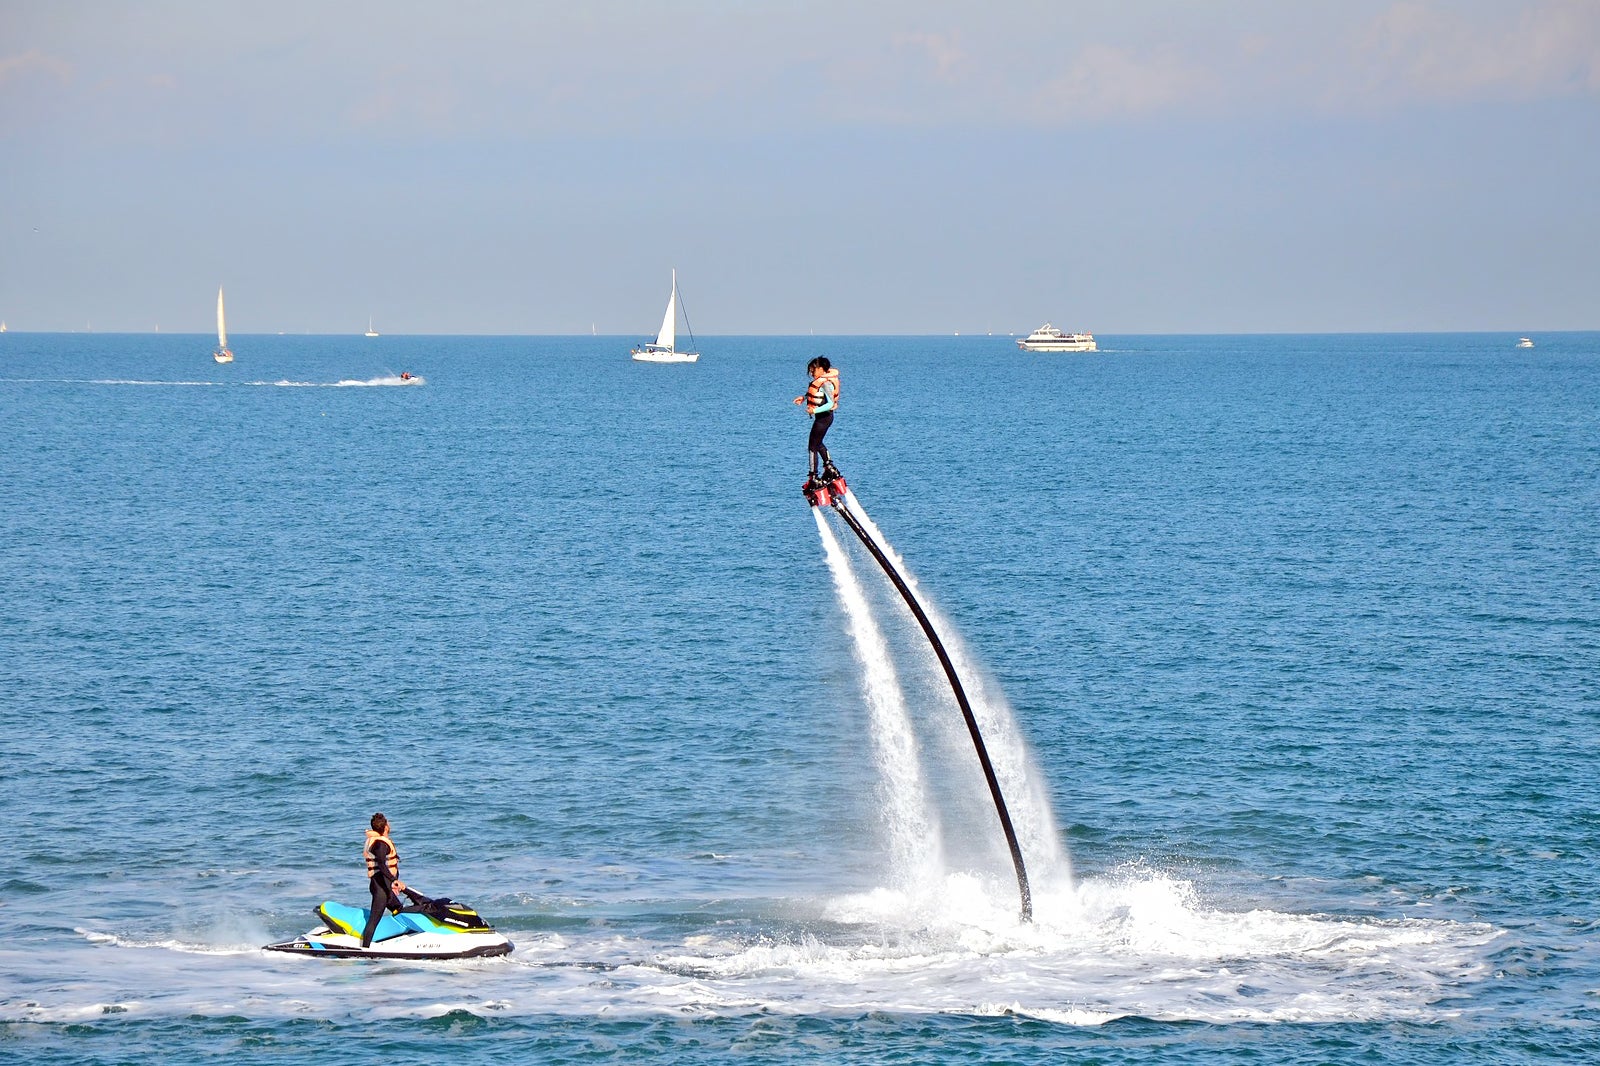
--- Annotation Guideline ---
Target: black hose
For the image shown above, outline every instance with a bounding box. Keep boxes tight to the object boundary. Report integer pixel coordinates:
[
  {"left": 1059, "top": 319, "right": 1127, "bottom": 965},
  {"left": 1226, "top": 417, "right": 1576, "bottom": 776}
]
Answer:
[{"left": 831, "top": 498, "right": 1033, "bottom": 923}]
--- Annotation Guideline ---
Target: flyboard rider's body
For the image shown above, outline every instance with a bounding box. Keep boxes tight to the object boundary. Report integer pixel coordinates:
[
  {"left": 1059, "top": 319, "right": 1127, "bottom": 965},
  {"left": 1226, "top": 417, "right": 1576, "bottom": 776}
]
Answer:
[
  {"left": 362, "top": 812, "right": 407, "bottom": 947},
  {"left": 794, "top": 357, "right": 841, "bottom": 485}
]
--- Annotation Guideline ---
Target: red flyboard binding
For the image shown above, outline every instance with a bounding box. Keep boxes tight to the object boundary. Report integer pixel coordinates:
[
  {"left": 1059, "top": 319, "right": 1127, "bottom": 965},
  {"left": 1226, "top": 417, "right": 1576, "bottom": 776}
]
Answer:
[{"left": 803, "top": 471, "right": 847, "bottom": 508}]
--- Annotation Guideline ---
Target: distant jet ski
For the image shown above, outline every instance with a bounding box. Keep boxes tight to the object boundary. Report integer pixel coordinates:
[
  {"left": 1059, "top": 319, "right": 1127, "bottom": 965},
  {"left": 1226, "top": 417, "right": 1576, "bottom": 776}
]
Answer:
[
  {"left": 265, "top": 889, "right": 512, "bottom": 960},
  {"left": 803, "top": 464, "right": 847, "bottom": 508}
]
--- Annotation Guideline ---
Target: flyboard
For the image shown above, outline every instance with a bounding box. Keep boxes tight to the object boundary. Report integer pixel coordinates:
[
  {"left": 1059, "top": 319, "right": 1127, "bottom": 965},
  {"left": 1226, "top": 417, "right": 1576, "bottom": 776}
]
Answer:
[{"left": 805, "top": 469, "right": 1034, "bottom": 922}]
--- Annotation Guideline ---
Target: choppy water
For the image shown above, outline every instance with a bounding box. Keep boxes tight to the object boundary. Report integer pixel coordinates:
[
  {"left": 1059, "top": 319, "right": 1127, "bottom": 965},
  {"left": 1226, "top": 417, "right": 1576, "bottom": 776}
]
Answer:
[{"left": 2, "top": 331, "right": 1597, "bottom": 1063}]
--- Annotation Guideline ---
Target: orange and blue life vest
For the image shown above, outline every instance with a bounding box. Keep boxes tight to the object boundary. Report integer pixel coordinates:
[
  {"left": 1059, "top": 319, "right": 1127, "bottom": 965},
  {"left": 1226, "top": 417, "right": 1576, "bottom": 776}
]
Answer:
[{"left": 806, "top": 369, "right": 840, "bottom": 414}]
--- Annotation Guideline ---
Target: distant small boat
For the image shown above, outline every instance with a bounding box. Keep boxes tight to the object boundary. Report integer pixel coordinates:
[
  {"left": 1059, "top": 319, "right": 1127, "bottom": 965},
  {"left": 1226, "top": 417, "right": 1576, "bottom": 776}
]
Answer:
[
  {"left": 1517, "top": 337, "right": 1534, "bottom": 348},
  {"left": 1017, "top": 322, "right": 1096, "bottom": 353},
  {"left": 213, "top": 286, "right": 234, "bottom": 363},
  {"left": 631, "top": 270, "right": 699, "bottom": 363},
  {"left": 365, "top": 317, "right": 379, "bottom": 338},
  {"left": 0, "top": 321, "right": 7, "bottom": 333}
]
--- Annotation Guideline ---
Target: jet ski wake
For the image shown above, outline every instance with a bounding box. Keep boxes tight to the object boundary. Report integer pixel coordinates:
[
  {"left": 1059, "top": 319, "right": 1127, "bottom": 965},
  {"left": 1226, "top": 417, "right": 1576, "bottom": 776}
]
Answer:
[
  {"left": 805, "top": 467, "right": 1034, "bottom": 923},
  {"left": 265, "top": 887, "right": 512, "bottom": 960}
]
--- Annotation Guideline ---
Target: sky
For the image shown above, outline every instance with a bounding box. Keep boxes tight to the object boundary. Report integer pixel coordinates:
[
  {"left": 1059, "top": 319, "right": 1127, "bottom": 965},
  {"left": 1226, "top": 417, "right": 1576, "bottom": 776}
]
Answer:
[{"left": 2, "top": 0, "right": 1597, "bottom": 335}]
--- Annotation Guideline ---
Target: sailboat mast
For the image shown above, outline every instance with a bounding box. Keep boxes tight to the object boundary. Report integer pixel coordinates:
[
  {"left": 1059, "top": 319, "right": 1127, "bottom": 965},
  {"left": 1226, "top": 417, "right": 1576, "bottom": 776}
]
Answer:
[
  {"left": 676, "top": 272, "right": 697, "bottom": 352},
  {"left": 216, "top": 286, "right": 227, "bottom": 348}
]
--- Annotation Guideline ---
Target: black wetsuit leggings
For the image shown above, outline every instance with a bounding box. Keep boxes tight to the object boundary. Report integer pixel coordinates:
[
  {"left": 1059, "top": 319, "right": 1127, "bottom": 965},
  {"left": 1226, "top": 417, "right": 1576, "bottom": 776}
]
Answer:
[
  {"left": 808, "top": 411, "right": 834, "bottom": 470},
  {"left": 363, "top": 877, "right": 404, "bottom": 947}
]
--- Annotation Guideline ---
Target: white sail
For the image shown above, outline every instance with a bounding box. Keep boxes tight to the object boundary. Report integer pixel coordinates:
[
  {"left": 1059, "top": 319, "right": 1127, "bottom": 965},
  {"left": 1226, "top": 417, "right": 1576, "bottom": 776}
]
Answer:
[
  {"left": 630, "top": 268, "right": 699, "bottom": 363},
  {"left": 655, "top": 270, "right": 677, "bottom": 351},
  {"left": 217, "top": 286, "right": 228, "bottom": 348}
]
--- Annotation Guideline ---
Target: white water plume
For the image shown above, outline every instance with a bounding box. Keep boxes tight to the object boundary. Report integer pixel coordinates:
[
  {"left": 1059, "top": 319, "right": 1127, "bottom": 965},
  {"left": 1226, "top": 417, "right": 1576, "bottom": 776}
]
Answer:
[
  {"left": 914, "top": 594, "right": 1068, "bottom": 884},
  {"left": 813, "top": 509, "right": 944, "bottom": 889},
  {"left": 840, "top": 490, "right": 1070, "bottom": 891}
]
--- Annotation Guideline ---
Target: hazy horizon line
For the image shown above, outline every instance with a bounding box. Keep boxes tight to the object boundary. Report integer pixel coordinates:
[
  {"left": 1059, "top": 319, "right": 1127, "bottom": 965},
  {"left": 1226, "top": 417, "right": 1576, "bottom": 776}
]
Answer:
[{"left": 2, "top": 328, "right": 1588, "bottom": 339}]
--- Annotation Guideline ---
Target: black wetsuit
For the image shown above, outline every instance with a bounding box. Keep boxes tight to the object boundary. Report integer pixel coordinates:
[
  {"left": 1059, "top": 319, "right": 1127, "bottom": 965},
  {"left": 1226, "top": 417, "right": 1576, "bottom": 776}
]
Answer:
[
  {"left": 362, "top": 839, "right": 404, "bottom": 947},
  {"left": 808, "top": 410, "right": 834, "bottom": 470}
]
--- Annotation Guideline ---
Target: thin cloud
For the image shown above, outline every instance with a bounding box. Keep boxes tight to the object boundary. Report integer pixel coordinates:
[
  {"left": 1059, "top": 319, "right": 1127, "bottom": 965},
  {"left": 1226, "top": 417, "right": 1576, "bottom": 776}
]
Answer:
[
  {"left": 1346, "top": 0, "right": 1600, "bottom": 106},
  {"left": 7, "top": 4, "right": 1600, "bottom": 144},
  {"left": 0, "top": 48, "right": 73, "bottom": 87},
  {"left": 893, "top": 30, "right": 970, "bottom": 83},
  {"left": 1029, "top": 43, "right": 1214, "bottom": 123},
  {"left": 346, "top": 65, "right": 463, "bottom": 130}
]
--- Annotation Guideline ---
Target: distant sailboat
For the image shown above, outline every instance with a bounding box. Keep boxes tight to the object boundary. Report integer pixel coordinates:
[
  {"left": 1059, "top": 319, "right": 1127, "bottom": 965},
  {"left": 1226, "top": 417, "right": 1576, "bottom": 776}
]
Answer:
[
  {"left": 213, "top": 286, "right": 233, "bottom": 363},
  {"left": 365, "top": 316, "right": 379, "bottom": 337},
  {"left": 630, "top": 270, "right": 699, "bottom": 363}
]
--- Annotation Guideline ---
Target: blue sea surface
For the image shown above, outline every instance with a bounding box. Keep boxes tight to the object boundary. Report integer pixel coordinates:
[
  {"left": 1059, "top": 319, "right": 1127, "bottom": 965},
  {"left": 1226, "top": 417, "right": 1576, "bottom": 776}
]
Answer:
[{"left": 2, "top": 331, "right": 1597, "bottom": 1063}]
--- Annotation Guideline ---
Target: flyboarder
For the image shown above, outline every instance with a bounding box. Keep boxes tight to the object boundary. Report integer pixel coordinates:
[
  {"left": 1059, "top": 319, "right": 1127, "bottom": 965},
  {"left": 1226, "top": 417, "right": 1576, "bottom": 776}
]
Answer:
[{"left": 794, "top": 356, "right": 841, "bottom": 487}]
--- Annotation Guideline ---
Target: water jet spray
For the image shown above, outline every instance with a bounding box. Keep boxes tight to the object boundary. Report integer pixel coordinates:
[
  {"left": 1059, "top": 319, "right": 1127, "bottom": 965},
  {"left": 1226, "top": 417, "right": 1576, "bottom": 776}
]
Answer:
[{"left": 808, "top": 472, "right": 1033, "bottom": 922}]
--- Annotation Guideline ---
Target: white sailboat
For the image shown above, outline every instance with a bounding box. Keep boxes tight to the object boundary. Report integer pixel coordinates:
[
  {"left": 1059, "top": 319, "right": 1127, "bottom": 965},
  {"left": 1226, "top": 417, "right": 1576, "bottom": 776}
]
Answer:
[
  {"left": 365, "top": 316, "right": 379, "bottom": 337},
  {"left": 630, "top": 269, "right": 699, "bottom": 363},
  {"left": 213, "top": 286, "right": 234, "bottom": 363}
]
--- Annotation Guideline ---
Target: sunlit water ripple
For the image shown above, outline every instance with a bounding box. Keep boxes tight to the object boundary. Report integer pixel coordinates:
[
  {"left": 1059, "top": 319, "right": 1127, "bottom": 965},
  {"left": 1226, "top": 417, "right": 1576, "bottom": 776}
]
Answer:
[{"left": 2, "top": 331, "right": 1597, "bottom": 1063}]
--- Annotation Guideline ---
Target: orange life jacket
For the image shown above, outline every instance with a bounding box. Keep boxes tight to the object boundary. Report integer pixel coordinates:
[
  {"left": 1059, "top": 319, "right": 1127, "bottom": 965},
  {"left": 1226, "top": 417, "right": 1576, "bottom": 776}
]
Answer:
[
  {"left": 363, "top": 830, "right": 399, "bottom": 879},
  {"left": 806, "top": 368, "right": 840, "bottom": 411}
]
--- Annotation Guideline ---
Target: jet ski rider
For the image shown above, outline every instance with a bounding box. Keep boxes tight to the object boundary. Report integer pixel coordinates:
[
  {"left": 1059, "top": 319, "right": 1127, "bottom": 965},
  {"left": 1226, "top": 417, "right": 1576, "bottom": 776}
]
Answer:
[
  {"left": 362, "top": 812, "right": 407, "bottom": 948},
  {"left": 794, "top": 356, "right": 841, "bottom": 485}
]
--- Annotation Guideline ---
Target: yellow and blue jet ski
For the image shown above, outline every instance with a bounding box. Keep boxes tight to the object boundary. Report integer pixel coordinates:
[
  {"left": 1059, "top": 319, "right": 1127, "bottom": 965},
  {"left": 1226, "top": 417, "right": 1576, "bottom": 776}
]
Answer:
[{"left": 265, "top": 889, "right": 512, "bottom": 960}]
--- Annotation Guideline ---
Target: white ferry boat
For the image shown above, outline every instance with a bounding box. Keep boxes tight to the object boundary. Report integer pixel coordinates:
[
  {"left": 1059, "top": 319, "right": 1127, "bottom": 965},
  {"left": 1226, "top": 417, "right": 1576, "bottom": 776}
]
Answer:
[
  {"left": 1516, "top": 337, "right": 1534, "bottom": 349},
  {"left": 1016, "top": 322, "right": 1096, "bottom": 352}
]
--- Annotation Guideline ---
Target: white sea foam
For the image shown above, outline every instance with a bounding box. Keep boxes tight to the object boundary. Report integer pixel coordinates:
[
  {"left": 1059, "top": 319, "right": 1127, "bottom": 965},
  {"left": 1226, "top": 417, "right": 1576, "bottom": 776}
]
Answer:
[
  {"left": 975, "top": 1003, "right": 1126, "bottom": 1026},
  {"left": 16, "top": 870, "right": 1496, "bottom": 1028},
  {"left": 88, "top": 378, "right": 221, "bottom": 386},
  {"left": 265, "top": 375, "right": 425, "bottom": 387},
  {"left": 643, "top": 869, "right": 1498, "bottom": 1023},
  {"left": 78, "top": 927, "right": 265, "bottom": 955},
  {"left": 330, "top": 375, "right": 425, "bottom": 387}
]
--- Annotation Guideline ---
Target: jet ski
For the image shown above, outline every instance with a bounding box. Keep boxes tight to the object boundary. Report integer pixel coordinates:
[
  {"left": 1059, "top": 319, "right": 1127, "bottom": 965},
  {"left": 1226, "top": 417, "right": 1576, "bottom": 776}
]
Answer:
[{"left": 265, "top": 888, "right": 513, "bottom": 960}]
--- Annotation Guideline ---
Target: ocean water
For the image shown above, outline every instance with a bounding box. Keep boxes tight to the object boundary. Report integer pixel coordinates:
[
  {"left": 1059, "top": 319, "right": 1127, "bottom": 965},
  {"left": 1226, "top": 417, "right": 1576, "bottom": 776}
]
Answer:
[{"left": 2, "top": 331, "right": 1597, "bottom": 1063}]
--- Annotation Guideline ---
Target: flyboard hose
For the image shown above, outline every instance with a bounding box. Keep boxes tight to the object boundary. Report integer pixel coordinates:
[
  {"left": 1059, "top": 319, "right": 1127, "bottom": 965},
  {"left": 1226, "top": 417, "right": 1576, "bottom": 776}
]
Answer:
[{"left": 830, "top": 497, "right": 1034, "bottom": 923}]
